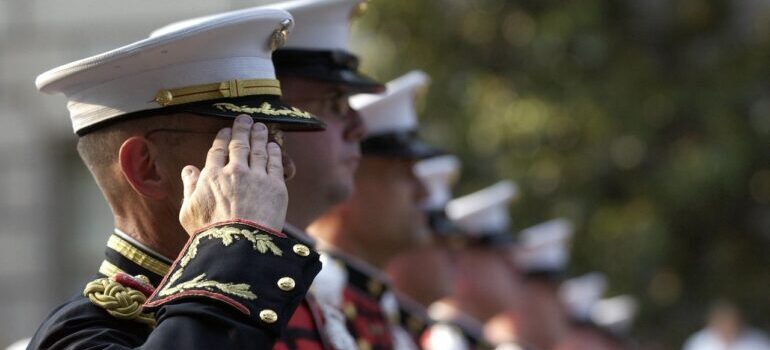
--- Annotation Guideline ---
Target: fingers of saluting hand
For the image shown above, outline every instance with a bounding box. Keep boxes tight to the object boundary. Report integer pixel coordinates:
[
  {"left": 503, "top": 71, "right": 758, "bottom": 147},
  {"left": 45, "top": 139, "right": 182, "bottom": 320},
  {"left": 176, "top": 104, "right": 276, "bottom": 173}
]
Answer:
[
  {"left": 228, "top": 115, "right": 253, "bottom": 168},
  {"left": 205, "top": 127, "right": 231, "bottom": 169},
  {"left": 266, "top": 142, "right": 284, "bottom": 178},
  {"left": 207, "top": 116, "right": 274, "bottom": 173},
  {"left": 181, "top": 165, "right": 201, "bottom": 199},
  {"left": 249, "top": 121, "right": 270, "bottom": 172}
]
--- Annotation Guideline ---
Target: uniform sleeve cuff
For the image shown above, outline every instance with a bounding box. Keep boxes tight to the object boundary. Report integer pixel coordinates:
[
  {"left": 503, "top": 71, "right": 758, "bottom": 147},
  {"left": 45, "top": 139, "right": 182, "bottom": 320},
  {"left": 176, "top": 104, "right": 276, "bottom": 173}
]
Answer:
[{"left": 144, "top": 221, "right": 321, "bottom": 332}]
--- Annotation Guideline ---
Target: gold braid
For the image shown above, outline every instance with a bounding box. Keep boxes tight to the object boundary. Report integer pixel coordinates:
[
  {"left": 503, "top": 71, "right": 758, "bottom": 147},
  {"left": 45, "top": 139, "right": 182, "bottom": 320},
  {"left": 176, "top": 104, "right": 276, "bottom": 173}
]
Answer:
[{"left": 84, "top": 277, "right": 156, "bottom": 326}]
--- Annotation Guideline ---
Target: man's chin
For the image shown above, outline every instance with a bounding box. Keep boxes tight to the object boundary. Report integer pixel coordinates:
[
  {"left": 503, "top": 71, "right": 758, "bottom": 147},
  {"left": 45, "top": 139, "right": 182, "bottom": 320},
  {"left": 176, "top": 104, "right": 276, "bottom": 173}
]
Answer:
[
  {"left": 327, "top": 178, "right": 355, "bottom": 206},
  {"left": 398, "top": 227, "right": 432, "bottom": 250},
  {"left": 413, "top": 231, "right": 433, "bottom": 248}
]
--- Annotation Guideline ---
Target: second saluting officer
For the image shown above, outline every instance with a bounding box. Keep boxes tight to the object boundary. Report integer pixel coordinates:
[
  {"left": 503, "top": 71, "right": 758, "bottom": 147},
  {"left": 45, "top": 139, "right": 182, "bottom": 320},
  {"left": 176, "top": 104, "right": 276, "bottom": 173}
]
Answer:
[{"left": 307, "top": 70, "right": 442, "bottom": 350}]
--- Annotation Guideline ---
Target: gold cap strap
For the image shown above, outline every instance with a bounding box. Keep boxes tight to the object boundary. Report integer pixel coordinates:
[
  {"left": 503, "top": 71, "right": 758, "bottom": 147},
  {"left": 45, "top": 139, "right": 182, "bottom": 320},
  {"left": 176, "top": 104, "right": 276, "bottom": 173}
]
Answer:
[{"left": 154, "top": 79, "right": 282, "bottom": 107}]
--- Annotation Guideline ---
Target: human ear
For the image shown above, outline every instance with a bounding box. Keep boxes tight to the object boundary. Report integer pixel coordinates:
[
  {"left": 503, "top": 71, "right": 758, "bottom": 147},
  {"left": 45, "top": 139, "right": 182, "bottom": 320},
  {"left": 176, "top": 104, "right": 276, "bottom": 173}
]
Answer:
[{"left": 118, "top": 136, "right": 168, "bottom": 200}]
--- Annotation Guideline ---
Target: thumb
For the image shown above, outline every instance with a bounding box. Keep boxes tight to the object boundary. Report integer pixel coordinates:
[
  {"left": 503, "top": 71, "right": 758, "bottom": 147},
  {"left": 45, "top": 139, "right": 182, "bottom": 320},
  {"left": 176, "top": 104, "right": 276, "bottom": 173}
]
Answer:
[{"left": 181, "top": 165, "right": 200, "bottom": 200}]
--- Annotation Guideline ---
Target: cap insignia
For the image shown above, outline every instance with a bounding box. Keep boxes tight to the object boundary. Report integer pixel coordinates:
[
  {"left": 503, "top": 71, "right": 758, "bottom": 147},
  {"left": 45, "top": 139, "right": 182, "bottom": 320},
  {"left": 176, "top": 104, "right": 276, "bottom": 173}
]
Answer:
[
  {"left": 269, "top": 18, "right": 293, "bottom": 51},
  {"left": 350, "top": 1, "right": 370, "bottom": 19}
]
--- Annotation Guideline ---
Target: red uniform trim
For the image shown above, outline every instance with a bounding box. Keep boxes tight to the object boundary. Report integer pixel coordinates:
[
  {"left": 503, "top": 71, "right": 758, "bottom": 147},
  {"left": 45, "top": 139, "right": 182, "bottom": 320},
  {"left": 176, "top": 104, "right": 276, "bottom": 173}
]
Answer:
[
  {"left": 193, "top": 219, "right": 287, "bottom": 238},
  {"left": 342, "top": 286, "right": 394, "bottom": 348},
  {"left": 273, "top": 298, "right": 327, "bottom": 350},
  {"left": 113, "top": 272, "right": 155, "bottom": 297},
  {"left": 144, "top": 221, "right": 277, "bottom": 315},
  {"left": 144, "top": 290, "right": 250, "bottom": 315}
]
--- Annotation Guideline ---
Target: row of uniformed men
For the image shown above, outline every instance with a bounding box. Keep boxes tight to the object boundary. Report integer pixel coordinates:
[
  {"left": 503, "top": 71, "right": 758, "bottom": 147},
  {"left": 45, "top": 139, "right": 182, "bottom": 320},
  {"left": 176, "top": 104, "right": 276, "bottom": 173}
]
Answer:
[
  {"left": 20, "top": 0, "right": 636, "bottom": 349},
  {"left": 386, "top": 161, "right": 640, "bottom": 350}
]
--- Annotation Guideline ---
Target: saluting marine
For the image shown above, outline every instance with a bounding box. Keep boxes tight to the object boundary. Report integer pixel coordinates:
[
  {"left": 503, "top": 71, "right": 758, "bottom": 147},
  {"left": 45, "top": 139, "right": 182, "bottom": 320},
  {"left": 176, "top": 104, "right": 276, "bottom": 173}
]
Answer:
[
  {"left": 388, "top": 154, "right": 498, "bottom": 350},
  {"left": 427, "top": 181, "right": 525, "bottom": 350},
  {"left": 306, "top": 70, "right": 443, "bottom": 350},
  {"left": 27, "top": 8, "right": 326, "bottom": 349},
  {"left": 387, "top": 154, "right": 462, "bottom": 347},
  {"left": 486, "top": 218, "right": 576, "bottom": 350},
  {"left": 267, "top": 0, "right": 387, "bottom": 349},
  {"left": 558, "top": 273, "right": 638, "bottom": 350}
]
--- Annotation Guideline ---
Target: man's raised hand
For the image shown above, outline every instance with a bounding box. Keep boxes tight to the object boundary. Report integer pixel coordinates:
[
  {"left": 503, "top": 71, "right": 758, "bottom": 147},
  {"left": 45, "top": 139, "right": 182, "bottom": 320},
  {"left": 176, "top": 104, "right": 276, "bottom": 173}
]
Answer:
[{"left": 179, "top": 115, "right": 287, "bottom": 234}]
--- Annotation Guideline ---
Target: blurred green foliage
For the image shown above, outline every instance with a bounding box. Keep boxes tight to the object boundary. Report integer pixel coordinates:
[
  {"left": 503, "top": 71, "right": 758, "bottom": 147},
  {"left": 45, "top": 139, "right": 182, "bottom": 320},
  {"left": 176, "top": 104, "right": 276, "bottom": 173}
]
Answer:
[{"left": 354, "top": 0, "right": 770, "bottom": 347}]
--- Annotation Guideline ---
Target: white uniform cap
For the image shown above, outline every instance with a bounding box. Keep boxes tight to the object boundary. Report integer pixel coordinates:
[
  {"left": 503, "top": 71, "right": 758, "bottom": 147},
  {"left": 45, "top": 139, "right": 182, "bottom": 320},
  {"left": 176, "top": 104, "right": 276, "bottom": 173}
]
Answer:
[
  {"left": 591, "top": 295, "right": 638, "bottom": 334},
  {"left": 152, "top": 0, "right": 366, "bottom": 51},
  {"left": 414, "top": 155, "right": 461, "bottom": 211},
  {"left": 151, "top": 1, "right": 383, "bottom": 94},
  {"left": 515, "top": 218, "right": 574, "bottom": 274},
  {"left": 267, "top": 0, "right": 383, "bottom": 93},
  {"left": 446, "top": 180, "right": 519, "bottom": 236},
  {"left": 350, "top": 70, "right": 429, "bottom": 136},
  {"left": 268, "top": 0, "right": 367, "bottom": 51},
  {"left": 37, "top": 8, "right": 318, "bottom": 134},
  {"left": 559, "top": 272, "right": 607, "bottom": 321}
]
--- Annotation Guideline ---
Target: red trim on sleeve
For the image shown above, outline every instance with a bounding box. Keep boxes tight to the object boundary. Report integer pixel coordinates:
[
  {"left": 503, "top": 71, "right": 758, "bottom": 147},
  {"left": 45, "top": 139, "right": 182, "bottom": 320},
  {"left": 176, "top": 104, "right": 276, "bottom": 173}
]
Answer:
[
  {"left": 144, "top": 289, "right": 250, "bottom": 315},
  {"left": 145, "top": 219, "right": 286, "bottom": 314},
  {"left": 193, "top": 219, "right": 287, "bottom": 238}
]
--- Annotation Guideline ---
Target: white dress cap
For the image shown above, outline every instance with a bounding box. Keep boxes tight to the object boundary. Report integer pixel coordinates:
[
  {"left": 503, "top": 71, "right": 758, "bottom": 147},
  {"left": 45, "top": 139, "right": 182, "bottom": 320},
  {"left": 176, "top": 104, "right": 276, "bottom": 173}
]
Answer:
[
  {"left": 445, "top": 180, "right": 520, "bottom": 236},
  {"left": 559, "top": 272, "right": 607, "bottom": 321},
  {"left": 152, "top": 0, "right": 367, "bottom": 52},
  {"left": 267, "top": 0, "right": 368, "bottom": 51},
  {"left": 37, "top": 8, "right": 298, "bottom": 134},
  {"left": 515, "top": 218, "right": 574, "bottom": 273},
  {"left": 590, "top": 295, "right": 638, "bottom": 334},
  {"left": 414, "top": 155, "right": 461, "bottom": 211},
  {"left": 350, "top": 70, "right": 430, "bottom": 136}
]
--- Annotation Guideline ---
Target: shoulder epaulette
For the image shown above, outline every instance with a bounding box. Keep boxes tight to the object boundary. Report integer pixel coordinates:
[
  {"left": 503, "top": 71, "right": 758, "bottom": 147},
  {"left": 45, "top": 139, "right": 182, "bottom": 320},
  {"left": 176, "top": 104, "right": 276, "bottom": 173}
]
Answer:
[{"left": 83, "top": 272, "right": 156, "bottom": 326}]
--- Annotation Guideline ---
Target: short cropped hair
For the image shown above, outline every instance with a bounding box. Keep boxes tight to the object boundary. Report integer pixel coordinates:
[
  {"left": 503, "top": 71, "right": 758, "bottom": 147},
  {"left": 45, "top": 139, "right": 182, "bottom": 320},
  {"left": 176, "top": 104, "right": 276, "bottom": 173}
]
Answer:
[{"left": 76, "top": 113, "right": 188, "bottom": 169}]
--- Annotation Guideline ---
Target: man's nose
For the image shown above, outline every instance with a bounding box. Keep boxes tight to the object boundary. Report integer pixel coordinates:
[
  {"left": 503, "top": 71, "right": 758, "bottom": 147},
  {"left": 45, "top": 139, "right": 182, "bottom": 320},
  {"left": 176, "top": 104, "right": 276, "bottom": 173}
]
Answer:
[
  {"left": 414, "top": 175, "right": 429, "bottom": 202},
  {"left": 344, "top": 107, "right": 367, "bottom": 142}
]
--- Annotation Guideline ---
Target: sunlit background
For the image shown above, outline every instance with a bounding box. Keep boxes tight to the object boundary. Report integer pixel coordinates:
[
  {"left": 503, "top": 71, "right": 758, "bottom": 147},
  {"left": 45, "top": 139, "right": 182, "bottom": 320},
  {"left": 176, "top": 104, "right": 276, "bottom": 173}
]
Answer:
[{"left": 1, "top": 0, "right": 768, "bottom": 348}]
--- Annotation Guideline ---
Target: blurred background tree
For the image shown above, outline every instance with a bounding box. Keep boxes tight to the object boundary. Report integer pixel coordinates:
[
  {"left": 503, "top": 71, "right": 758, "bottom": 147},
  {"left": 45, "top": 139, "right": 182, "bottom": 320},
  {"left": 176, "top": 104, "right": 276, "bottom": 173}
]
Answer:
[{"left": 354, "top": 0, "right": 770, "bottom": 348}]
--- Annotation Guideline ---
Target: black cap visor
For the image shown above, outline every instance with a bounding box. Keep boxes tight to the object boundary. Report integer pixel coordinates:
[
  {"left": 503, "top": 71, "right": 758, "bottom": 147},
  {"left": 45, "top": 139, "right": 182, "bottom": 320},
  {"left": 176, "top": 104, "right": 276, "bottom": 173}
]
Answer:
[
  {"left": 174, "top": 95, "right": 325, "bottom": 131},
  {"left": 76, "top": 94, "right": 324, "bottom": 136},
  {"left": 523, "top": 269, "right": 567, "bottom": 282},
  {"left": 361, "top": 131, "right": 444, "bottom": 160},
  {"left": 273, "top": 49, "right": 385, "bottom": 94},
  {"left": 427, "top": 209, "right": 458, "bottom": 236},
  {"left": 466, "top": 231, "right": 517, "bottom": 247}
]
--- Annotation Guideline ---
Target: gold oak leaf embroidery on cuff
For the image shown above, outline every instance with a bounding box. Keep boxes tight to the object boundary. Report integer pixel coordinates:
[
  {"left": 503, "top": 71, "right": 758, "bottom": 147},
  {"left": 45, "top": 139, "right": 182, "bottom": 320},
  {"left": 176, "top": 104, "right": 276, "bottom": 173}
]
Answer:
[
  {"left": 158, "top": 273, "right": 257, "bottom": 300},
  {"left": 158, "top": 226, "right": 284, "bottom": 300}
]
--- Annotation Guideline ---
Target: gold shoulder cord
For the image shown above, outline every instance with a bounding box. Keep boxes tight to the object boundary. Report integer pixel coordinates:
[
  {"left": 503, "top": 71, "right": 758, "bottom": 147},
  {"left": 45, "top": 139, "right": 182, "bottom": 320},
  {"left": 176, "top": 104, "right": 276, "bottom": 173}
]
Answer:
[{"left": 84, "top": 275, "right": 156, "bottom": 326}]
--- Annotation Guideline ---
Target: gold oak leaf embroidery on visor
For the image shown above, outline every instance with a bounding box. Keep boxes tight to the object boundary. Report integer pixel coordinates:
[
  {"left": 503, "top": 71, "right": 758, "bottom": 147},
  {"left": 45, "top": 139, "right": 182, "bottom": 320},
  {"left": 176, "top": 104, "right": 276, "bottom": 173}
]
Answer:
[
  {"left": 213, "top": 102, "right": 314, "bottom": 119},
  {"left": 158, "top": 226, "right": 284, "bottom": 300}
]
